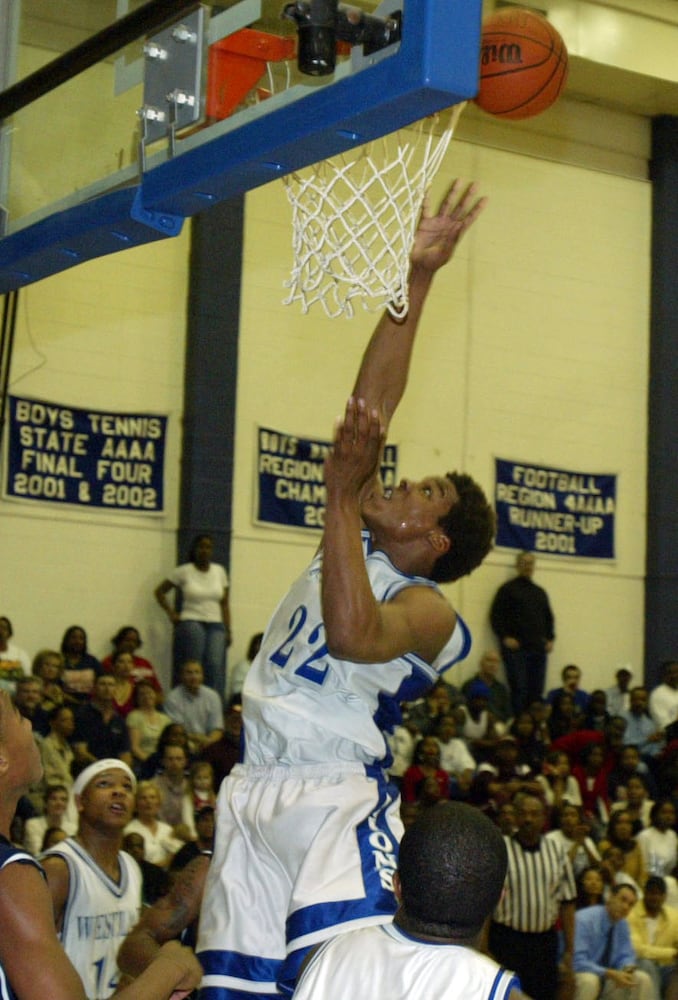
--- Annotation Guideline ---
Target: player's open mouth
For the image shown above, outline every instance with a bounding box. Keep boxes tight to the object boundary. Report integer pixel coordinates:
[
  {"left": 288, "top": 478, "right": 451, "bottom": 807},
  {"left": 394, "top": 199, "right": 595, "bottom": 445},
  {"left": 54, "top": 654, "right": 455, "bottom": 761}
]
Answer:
[{"left": 382, "top": 488, "right": 393, "bottom": 500}]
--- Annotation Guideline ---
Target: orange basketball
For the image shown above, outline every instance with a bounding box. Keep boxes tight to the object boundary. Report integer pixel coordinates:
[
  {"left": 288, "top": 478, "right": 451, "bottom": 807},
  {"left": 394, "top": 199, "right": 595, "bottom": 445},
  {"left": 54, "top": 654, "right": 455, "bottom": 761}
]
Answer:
[{"left": 475, "top": 7, "right": 569, "bottom": 120}]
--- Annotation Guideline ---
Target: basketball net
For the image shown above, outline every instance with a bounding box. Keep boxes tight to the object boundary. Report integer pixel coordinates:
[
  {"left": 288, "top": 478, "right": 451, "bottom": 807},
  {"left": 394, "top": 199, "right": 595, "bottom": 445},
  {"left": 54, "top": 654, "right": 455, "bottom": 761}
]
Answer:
[{"left": 283, "top": 104, "right": 464, "bottom": 319}]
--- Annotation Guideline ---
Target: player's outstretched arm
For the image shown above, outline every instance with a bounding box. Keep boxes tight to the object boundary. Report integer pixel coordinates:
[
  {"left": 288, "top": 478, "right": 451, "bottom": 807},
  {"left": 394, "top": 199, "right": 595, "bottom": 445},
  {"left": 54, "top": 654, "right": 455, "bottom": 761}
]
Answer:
[
  {"left": 117, "top": 940, "right": 203, "bottom": 999},
  {"left": 118, "top": 854, "right": 209, "bottom": 983},
  {"left": 351, "top": 179, "right": 486, "bottom": 437}
]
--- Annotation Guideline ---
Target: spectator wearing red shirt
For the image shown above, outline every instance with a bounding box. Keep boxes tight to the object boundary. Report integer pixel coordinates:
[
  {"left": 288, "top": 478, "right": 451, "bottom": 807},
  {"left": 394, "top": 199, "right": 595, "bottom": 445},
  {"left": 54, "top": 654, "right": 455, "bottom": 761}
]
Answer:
[
  {"left": 402, "top": 736, "right": 450, "bottom": 804},
  {"left": 102, "top": 626, "right": 163, "bottom": 698}
]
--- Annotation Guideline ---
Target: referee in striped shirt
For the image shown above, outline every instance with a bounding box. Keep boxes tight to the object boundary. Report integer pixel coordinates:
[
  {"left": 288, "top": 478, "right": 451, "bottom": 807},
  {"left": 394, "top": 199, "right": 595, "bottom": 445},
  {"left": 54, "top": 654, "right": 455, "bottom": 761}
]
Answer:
[{"left": 489, "top": 792, "right": 577, "bottom": 1000}]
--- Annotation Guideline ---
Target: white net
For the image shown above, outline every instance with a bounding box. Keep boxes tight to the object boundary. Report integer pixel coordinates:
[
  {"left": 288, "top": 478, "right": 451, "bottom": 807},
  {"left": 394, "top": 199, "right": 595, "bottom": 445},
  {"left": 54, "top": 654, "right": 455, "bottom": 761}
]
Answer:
[{"left": 283, "top": 105, "right": 464, "bottom": 319}]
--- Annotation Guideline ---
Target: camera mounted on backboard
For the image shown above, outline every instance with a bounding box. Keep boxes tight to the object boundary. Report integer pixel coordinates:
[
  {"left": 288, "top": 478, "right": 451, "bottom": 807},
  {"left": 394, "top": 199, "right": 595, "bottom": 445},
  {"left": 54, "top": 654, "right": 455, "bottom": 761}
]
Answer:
[{"left": 283, "top": 1, "right": 402, "bottom": 76}]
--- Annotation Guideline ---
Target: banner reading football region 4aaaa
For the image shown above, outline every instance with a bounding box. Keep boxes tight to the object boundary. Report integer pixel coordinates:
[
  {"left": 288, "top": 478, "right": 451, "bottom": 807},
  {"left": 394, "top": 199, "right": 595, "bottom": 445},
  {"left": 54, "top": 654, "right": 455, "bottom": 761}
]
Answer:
[{"left": 495, "top": 458, "right": 616, "bottom": 559}]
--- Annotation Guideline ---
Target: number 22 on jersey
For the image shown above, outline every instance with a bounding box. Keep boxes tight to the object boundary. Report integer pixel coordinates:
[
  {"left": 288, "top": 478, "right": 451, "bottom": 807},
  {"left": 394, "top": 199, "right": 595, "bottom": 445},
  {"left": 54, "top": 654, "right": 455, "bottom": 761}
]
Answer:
[{"left": 270, "top": 605, "right": 329, "bottom": 686}]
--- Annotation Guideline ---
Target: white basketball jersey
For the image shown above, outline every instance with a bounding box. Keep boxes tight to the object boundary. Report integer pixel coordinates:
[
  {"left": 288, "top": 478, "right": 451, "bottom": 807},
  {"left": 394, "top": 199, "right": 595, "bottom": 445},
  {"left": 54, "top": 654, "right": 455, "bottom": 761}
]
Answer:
[
  {"left": 293, "top": 922, "right": 520, "bottom": 1000},
  {"left": 44, "top": 839, "right": 142, "bottom": 999},
  {"left": 242, "top": 532, "right": 471, "bottom": 767}
]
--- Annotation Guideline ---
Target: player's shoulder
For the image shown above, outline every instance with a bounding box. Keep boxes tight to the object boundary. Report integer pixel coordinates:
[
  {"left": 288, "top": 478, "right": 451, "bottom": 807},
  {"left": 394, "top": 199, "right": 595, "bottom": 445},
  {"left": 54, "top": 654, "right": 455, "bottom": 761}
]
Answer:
[
  {"left": 365, "top": 546, "right": 445, "bottom": 599},
  {"left": 41, "top": 838, "right": 76, "bottom": 865},
  {"left": 391, "top": 584, "right": 456, "bottom": 632},
  {"left": 0, "top": 839, "right": 42, "bottom": 871}
]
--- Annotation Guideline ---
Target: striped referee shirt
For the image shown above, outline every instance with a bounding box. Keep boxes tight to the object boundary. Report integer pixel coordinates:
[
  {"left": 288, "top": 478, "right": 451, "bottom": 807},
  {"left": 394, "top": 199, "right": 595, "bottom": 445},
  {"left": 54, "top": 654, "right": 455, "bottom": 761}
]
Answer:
[{"left": 493, "top": 833, "right": 577, "bottom": 933}]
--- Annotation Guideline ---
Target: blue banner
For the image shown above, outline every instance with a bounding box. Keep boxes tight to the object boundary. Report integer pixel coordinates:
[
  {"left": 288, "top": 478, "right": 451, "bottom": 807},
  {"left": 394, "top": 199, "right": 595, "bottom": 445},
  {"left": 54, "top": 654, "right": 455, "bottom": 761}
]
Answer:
[
  {"left": 5, "top": 396, "right": 167, "bottom": 513},
  {"left": 257, "top": 426, "right": 398, "bottom": 531},
  {"left": 494, "top": 458, "right": 616, "bottom": 559}
]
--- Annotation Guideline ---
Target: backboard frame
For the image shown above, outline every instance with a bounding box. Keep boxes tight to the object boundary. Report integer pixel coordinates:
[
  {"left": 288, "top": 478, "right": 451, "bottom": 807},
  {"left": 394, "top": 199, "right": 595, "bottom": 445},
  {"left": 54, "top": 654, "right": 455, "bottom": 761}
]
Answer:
[{"left": 0, "top": 0, "right": 482, "bottom": 293}]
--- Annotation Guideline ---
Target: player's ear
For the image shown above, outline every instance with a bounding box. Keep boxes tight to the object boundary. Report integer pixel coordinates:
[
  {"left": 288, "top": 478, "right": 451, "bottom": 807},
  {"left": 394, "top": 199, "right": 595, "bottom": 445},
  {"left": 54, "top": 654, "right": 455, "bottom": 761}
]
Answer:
[
  {"left": 427, "top": 529, "right": 450, "bottom": 555},
  {"left": 393, "top": 871, "right": 403, "bottom": 904}
]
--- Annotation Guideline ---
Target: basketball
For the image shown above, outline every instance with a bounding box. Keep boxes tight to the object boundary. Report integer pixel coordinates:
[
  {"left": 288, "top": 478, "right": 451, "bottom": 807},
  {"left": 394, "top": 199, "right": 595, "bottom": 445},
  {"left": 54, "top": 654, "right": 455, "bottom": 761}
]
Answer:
[{"left": 475, "top": 7, "right": 569, "bottom": 120}]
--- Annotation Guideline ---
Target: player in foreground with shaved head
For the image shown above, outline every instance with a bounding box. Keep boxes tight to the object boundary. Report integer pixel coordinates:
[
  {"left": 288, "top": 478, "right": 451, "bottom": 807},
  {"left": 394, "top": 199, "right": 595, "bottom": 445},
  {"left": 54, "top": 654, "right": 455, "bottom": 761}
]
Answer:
[{"left": 293, "top": 802, "right": 526, "bottom": 1000}]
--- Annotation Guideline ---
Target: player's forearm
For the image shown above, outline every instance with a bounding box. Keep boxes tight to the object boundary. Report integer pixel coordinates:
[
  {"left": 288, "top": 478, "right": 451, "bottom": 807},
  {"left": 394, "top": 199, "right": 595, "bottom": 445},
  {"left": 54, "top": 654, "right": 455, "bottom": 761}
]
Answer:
[
  {"left": 351, "top": 267, "right": 434, "bottom": 428},
  {"left": 321, "top": 495, "right": 383, "bottom": 662},
  {"left": 116, "top": 941, "right": 202, "bottom": 999},
  {"left": 118, "top": 926, "right": 163, "bottom": 982}
]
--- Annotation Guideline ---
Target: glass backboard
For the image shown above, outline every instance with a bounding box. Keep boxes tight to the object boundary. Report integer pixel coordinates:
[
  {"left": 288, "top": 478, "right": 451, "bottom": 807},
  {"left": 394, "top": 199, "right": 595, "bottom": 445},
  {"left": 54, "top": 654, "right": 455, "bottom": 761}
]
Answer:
[{"left": 0, "top": 0, "right": 482, "bottom": 292}]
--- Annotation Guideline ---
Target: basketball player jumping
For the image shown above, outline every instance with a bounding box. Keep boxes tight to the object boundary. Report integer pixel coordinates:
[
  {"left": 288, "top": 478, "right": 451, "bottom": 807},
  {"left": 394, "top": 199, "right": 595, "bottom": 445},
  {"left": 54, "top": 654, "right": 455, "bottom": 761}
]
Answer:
[{"left": 196, "top": 179, "right": 494, "bottom": 999}]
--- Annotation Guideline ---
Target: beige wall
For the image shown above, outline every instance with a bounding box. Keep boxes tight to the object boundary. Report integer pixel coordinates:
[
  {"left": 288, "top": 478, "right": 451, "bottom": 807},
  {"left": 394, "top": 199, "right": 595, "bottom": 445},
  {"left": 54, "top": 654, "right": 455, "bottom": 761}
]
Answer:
[{"left": 3, "top": 233, "right": 190, "bottom": 688}]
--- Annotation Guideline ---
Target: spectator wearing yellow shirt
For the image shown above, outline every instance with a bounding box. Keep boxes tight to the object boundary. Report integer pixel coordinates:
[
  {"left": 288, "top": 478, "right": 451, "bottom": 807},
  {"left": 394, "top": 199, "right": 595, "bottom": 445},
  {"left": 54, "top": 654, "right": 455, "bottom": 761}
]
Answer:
[{"left": 629, "top": 876, "right": 678, "bottom": 1000}]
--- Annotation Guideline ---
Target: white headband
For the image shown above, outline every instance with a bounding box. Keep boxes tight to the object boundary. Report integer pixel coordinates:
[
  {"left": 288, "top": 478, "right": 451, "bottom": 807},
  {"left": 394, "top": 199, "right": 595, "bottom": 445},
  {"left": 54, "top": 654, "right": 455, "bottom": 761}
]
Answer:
[{"left": 72, "top": 758, "right": 137, "bottom": 798}]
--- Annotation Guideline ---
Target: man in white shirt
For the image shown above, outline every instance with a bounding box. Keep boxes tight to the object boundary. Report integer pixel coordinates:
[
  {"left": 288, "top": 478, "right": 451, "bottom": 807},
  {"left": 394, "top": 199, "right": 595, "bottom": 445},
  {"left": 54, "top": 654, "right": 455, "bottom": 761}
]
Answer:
[
  {"left": 649, "top": 662, "right": 678, "bottom": 733},
  {"left": 606, "top": 666, "right": 633, "bottom": 718},
  {"left": 434, "top": 714, "right": 477, "bottom": 798}
]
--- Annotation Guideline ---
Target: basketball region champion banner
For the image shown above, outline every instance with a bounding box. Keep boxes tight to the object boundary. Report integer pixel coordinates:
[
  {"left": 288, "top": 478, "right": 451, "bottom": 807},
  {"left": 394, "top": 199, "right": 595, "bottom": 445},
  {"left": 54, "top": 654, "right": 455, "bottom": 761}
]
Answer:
[
  {"left": 494, "top": 458, "right": 616, "bottom": 559},
  {"left": 5, "top": 396, "right": 167, "bottom": 513},
  {"left": 257, "top": 426, "right": 397, "bottom": 531}
]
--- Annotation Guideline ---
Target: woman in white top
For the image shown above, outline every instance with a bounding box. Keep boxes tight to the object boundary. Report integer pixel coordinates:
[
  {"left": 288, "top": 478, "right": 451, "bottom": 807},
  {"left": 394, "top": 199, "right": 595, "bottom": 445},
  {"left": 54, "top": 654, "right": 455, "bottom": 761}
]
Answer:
[
  {"left": 124, "top": 781, "right": 183, "bottom": 868},
  {"left": 23, "top": 784, "right": 77, "bottom": 856},
  {"left": 544, "top": 802, "right": 601, "bottom": 878},
  {"left": 0, "top": 615, "right": 30, "bottom": 693},
  {"left": 155, "top": 533, "right": 231, "bottom": 699},
  {"left": 536, "top": 749, "right": 583, "bottom": 810},
  {"left": 637, "top": 799, "right": 678, "bottom": 878},
  {"left": 609, "top": 773, "right": 654, "bottom": 831}
]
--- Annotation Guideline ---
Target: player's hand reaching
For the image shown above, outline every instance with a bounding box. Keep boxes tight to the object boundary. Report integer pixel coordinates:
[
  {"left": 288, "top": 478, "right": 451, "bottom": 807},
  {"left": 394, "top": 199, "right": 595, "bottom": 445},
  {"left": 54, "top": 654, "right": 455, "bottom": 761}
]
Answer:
[
  {"left": 324, "top": 397, "right": 385, "bottom": 501},
  {"left": 410, "top": 179, "right": 487, "bottom": 274}
]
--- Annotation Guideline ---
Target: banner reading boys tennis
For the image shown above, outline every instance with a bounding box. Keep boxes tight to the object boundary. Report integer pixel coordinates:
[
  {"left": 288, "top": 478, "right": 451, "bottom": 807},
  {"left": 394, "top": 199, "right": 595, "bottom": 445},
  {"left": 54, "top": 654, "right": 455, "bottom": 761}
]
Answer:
[
  {"left": 257, "top": 425, "right": 398, "bottom": 530},
  {"left": 494, "top": 458, "right": 616, "bottom": 559},
  {"left": 5, "top": 395, "right": 167, "bottom": 513}
]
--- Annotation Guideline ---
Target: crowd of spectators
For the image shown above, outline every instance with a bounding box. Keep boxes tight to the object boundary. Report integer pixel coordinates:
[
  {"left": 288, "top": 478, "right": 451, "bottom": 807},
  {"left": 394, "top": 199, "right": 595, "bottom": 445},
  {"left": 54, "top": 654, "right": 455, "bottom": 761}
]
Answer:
[
  {"left": 391, "top": 658, "right": 678, "bottom": 851},
  {"left": 4, "top": 597, "right": 678, "bottom": 999},
  {"left": 388, "top": 654, "right": 678, "bottom": 1000},
  {"left": 12, "top": 623, "right": 662, "bottom": 898}
]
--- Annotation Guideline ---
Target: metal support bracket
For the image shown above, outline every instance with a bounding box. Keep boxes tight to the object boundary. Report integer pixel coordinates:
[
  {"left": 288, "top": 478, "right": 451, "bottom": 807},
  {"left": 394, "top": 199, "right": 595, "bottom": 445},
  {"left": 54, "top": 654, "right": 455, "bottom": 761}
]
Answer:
[{"left": 138, "top": 5, "right": 206, "bottom": 163}]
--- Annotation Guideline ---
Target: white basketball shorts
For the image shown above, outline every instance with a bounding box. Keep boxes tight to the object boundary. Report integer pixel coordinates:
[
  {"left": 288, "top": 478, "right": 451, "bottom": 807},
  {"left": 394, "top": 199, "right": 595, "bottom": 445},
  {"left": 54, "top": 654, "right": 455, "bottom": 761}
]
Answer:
[{"left": 197, "top": 762, "right": 403, "bottom": 999}]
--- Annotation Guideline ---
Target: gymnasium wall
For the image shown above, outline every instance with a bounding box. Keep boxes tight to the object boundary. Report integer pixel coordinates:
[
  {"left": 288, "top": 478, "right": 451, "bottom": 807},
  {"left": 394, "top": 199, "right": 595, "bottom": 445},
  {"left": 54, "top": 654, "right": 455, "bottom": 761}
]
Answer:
[
  {"left": 1, "top": 56, "right": 652, "bottom": 696},
  {"left": 3, "top": 237, "right": 190, "bottom": 686}
]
